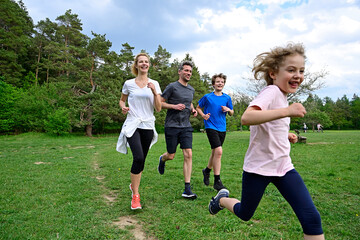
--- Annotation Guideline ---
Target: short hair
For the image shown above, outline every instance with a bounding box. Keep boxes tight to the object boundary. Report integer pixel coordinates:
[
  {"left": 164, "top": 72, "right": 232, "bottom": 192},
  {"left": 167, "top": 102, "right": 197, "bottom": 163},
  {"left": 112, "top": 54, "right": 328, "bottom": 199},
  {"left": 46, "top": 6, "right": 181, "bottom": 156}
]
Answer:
[
  {"left": 178, "top": 60, "right": 193, "bottom": 71},
  {"left": 252, "top": 42, "right": 306, "bottom": 85},
  {"left": 131, "top": 53, "right": 150, "bottom": 76},
  {"left": 211, "top": 73, "right": 227, "bottom": 85}
]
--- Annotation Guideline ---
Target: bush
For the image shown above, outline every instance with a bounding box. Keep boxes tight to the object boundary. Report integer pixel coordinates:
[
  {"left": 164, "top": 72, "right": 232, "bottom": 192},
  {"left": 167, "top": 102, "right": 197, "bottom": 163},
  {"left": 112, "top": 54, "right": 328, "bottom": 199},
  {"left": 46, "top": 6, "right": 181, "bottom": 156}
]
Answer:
[
  {"left": 0, "top": 79, "right": 21, "bottom": 133},
  {"left": 44, "top": 108, "right": 71, "bottom": 136}
]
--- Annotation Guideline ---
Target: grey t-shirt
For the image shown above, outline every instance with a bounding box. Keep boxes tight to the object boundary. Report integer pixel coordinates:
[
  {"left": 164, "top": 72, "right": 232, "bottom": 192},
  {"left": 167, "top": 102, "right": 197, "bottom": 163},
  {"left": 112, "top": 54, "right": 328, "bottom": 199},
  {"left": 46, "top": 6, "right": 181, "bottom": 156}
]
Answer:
[{"left": 162, "top": 81, "right": 195, "bottom": 128}]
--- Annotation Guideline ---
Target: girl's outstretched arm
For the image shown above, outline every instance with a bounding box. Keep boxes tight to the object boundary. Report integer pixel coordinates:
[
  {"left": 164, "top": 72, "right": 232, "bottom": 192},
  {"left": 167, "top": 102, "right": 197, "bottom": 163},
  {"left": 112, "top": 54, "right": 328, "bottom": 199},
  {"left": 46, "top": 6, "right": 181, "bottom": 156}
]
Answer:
[{"left": 241, "top": 103, "right": 306, "bottom": 126}]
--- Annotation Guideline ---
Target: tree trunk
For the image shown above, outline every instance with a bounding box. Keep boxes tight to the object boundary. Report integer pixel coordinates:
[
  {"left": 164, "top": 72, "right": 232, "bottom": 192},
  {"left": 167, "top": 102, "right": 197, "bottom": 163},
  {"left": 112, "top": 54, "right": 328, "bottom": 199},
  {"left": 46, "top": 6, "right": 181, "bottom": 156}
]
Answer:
[{"left": 35, "top": 43, "right": 42, "bottom": 85}]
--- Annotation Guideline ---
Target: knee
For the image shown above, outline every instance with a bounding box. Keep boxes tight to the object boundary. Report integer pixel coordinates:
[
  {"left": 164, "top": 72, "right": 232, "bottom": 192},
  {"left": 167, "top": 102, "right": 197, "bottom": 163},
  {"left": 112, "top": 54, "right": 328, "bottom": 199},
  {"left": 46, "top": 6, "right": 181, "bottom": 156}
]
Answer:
[
  {"left": 131, "top": 162, "right": 145, "bottom": 174},
  {"left": 213, "top": 147, "right": 223, "bottom": 157},
  {"left": 233, "top": 202, "right": 253, "bottom": 222},
  {"left": 300, "top": 208, "right": 323, "bottom": 235},
  {"left": 183, "top": 151, "right": 192, "bottom": 161}
]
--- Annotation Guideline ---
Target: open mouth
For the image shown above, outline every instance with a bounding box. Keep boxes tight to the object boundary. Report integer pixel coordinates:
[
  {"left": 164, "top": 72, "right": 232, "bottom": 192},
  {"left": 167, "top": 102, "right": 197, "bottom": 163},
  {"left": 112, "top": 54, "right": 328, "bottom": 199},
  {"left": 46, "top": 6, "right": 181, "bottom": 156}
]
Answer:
[{"left": 289, "top": 81, "right": 299, "bottom": 88}]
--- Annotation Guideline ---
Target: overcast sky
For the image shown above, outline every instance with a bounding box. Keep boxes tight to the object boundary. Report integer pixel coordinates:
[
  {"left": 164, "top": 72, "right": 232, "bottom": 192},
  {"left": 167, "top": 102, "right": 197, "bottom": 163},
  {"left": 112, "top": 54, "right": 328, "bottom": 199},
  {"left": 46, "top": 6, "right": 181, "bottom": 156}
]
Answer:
[{"left": 23, "top": 0, "right": 360, "bottom": 101}]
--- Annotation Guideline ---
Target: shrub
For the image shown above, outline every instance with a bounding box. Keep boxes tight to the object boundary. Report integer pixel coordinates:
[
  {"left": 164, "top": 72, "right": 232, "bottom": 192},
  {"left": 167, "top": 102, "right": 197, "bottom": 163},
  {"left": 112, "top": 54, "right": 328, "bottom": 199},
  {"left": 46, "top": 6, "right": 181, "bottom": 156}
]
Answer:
[{"left": 44, "top": 108, "right": 71, "bottom": 136}]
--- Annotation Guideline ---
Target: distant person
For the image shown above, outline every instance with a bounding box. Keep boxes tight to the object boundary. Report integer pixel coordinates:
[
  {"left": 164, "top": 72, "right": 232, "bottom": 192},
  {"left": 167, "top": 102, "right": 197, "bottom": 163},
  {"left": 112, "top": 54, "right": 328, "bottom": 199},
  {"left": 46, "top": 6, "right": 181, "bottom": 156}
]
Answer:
[
  {"left": 196, "top": 73, "right": 234, "bottom": 191},
  {"left": 157, "top": 60, "right": 198, "bottom": 199},
  {"left": 317, "top": 123, "right": 323, "bottom": 133},
  {"left": 208, "top": 43, "right": 325, "bottom": 240},
  {"left": 116, "top": 53, "right": 162, "bottom": 210},
  {"left": 303, "top": 122, "right": 307, "bottom": 133}
]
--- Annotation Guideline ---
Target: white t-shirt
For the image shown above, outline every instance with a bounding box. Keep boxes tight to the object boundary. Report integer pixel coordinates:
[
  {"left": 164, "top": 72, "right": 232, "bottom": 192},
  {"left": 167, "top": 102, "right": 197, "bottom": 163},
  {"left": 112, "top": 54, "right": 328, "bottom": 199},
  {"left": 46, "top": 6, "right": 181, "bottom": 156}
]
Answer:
[
  {"left": 122, "top": 78, "right": 162, "bottom": 129},
  {"left": 243, "top": 85, "right": 294, "bottom": 176}
]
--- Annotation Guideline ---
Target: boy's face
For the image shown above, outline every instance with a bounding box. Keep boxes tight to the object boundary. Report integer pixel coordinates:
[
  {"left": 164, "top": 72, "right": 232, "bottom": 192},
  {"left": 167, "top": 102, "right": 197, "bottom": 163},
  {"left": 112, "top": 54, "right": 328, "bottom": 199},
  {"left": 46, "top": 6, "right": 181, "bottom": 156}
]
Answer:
[
  {"left": 213, "top": 77, "right": 225, "bottom": 92},
  {"left": 270, "top": 54, "right": 305, "bottom": 94}
]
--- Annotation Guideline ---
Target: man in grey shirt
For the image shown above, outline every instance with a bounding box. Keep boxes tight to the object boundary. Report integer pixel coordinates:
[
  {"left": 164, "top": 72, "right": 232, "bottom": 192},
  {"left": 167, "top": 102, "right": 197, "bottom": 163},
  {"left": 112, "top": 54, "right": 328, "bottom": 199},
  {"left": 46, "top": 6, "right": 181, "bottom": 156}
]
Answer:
[{"left": 158, "top": 60, "right": 198, "bottom": 199}]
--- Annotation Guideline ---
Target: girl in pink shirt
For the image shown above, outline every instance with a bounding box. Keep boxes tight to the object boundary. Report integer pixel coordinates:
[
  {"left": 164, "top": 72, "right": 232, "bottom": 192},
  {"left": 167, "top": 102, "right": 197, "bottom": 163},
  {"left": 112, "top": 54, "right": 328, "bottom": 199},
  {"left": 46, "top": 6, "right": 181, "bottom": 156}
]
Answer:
[{"left": 208, "top": 43, "right": 324, "bottom": 240}]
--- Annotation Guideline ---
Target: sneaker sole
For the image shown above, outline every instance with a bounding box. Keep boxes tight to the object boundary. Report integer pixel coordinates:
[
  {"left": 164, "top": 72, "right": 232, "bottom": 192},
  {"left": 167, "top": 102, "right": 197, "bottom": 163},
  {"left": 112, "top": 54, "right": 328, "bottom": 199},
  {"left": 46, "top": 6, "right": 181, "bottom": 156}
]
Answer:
[
  {"left": 131, "top": 206, "right": 142, "bottom": 210},
  {"left": 182, "top": 194, "right": 197, "bottom": 200}
]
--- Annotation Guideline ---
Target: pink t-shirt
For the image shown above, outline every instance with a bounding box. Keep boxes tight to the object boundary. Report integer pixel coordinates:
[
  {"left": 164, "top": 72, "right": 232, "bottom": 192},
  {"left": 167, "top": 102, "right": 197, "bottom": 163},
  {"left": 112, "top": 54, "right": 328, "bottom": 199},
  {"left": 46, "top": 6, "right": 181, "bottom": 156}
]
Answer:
[{"left": 243, "top": 85, "right": 294, "bottom": 176}]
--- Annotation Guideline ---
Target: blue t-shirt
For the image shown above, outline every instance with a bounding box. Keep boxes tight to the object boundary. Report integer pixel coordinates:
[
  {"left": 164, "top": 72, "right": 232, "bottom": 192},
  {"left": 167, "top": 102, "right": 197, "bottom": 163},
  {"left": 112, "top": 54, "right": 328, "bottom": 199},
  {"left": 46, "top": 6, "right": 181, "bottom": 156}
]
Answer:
[{"left": 198, "top": 92, "right": 233, "bottom": 132}]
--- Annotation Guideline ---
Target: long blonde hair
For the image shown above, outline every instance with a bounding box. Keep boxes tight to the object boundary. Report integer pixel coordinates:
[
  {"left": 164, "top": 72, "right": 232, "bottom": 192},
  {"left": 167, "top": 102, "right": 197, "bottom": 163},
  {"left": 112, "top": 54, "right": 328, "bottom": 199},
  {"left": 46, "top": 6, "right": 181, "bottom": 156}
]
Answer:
[
  {"left": 131, "top": 53, "right": 150, "bottom": 76},
  {"left": 252, "top": 43, "right": 306, "bottom": 85}
]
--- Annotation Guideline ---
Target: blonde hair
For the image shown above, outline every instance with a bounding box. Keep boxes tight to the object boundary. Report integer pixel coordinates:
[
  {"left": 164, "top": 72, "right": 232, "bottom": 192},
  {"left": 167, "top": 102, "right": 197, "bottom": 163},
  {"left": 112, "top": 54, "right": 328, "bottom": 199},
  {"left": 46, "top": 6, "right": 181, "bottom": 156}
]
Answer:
[
  {"left": 131, "top": 53, "right": 150, "bottom": 76},
  {"left": 252, "top": 43, "right": 306, "bottom": 85}
]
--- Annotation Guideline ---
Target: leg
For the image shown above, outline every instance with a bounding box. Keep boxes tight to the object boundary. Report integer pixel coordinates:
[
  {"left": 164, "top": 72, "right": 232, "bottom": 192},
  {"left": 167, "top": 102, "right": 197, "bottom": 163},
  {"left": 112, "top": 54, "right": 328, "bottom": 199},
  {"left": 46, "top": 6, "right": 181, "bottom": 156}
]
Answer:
[
  {"left": 127, "top": 129, "right": 153, "bottom": 195},
  {"left": 233, "top": 171, "right": 270, "bottom": 221},
  {"left": 210, "top": 147, "right": 222, "bottom": 175},
  {"left": 158, "top": 127, "right": 178, "bottom": 175},
  {"left": 205, "top": 129, "right": 225, "bottom": 174},
  {"left": 273, "top": 169, "right": 324, "bottom": 237},
  {"left": 182, "top": 148, "right": 192, "bottom": 183}
]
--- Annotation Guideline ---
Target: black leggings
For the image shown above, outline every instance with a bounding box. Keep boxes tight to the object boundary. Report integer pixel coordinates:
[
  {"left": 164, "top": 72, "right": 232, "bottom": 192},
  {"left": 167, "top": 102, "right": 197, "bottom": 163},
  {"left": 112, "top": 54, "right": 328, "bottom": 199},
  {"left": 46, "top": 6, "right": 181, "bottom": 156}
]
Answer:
[
  {"left": 126, "top": 128, "right": 154, "bottom": 174},
  {"left": 233, "top": 169, "right": 323, "bottom": 235}
]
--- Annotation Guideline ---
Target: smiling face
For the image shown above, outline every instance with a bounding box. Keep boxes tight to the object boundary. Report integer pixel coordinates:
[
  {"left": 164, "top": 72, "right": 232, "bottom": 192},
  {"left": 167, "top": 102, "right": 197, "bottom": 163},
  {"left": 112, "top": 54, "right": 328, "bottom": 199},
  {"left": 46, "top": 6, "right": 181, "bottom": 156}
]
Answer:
[
  {"left": 136, "top": 55, "right": 150, "bottom": 74},
  {"left": 270, "top": 53, "right": 305, "bottom": 94},
  {"left": 213, "top": 77, "right": 225, "bottom": 92},
  {"left": 179, "top": 65, "right": 193, "bottom": 82}
]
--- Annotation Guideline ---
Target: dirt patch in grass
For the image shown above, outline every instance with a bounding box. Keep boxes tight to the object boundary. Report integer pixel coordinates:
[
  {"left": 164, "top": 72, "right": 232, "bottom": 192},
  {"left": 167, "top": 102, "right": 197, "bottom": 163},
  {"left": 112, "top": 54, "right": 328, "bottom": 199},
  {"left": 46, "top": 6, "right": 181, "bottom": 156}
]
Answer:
[
  {"left": 92, "top": 160, "right": 155, "bottom": 239},
  {"left": 307, "top": 142, "right": 334, "bottom": 145},
  {"left": 113, "top": 216, "right": 155, "bottom": 240},
  {"left": 34, "top": 161, "right": 51, "bottom": 165}
]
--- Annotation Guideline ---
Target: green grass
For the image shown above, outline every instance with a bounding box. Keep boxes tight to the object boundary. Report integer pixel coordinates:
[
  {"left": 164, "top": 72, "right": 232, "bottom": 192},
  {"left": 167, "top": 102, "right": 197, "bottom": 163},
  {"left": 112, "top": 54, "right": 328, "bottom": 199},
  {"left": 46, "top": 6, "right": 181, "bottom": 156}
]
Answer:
[{"left": 0, "top": 131, "right": 359, "bottom": 239}]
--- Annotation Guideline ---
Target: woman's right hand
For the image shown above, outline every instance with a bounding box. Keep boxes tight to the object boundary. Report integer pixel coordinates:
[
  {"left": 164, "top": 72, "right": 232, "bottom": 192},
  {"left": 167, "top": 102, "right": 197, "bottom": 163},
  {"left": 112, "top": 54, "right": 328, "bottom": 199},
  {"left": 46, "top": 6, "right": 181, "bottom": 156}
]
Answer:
[{"left": 122, "top": 107, "right": 130, "bottom": 115}]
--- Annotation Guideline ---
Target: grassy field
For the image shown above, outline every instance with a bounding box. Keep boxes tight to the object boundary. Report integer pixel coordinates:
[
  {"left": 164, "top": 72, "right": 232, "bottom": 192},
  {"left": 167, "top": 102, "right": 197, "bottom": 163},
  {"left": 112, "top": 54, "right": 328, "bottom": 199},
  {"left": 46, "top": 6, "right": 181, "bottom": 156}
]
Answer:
[{"left": 0, "top": 130, "right": 359, "bottom": 239}]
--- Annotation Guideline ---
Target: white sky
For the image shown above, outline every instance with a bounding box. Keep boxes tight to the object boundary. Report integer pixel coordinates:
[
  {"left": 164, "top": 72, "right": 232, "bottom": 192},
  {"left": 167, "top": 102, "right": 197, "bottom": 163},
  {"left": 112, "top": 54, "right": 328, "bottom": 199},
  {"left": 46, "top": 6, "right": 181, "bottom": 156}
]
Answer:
[{"left": 23, "top": 0, "right": 360, "bottom": 101}]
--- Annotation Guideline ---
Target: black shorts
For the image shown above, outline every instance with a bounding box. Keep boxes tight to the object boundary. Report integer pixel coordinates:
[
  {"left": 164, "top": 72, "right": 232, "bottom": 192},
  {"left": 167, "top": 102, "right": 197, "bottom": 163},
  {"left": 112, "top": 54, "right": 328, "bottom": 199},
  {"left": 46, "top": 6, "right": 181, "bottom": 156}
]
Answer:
[
  {"left": 165, "top": 127, "right": 193, "bottom": 153},
  {"left": 206, "top": 128, "right": 226, "bottom": 149}
]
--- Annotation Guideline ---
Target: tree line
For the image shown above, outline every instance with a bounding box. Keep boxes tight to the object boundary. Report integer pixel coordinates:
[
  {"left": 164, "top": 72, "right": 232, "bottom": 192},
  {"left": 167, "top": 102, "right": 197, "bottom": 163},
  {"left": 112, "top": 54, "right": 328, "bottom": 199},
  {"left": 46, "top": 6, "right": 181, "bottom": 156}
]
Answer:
[{"left": 1, "top": 0, "right": 359, "bottom": 136}]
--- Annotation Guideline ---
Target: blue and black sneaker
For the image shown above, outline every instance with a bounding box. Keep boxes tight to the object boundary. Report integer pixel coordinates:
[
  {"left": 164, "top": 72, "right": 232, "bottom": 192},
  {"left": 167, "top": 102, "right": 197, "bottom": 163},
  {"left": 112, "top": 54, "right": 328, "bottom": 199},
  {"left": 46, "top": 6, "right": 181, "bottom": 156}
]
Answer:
[
  {"left": 182, "top": 187, "right": 197, "bottom": 200},
  {"left": 208, "top": 188, "right": 229, "bottom": 215}
]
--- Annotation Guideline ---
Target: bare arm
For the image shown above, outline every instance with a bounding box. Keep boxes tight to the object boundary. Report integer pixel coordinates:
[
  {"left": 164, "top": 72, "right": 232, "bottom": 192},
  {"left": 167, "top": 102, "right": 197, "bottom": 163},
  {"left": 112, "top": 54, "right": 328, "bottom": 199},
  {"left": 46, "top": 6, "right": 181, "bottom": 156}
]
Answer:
[
  {"left": 191, "top": 103, "right": 198, "bottom": 117},
  {"left": 147, "top": 82, "right": 161, "bottom": 112},
  {"left": 241, "top": 103, "right": 306, "bottom": 126},
  {"left": 161, "top": 97, "right": 186, "bottom": 110},
  {"left": 221, "top": 106, "right": 234, "bottom": 116},
  {"left": 196, "top": 105, "right": 210, "bottom": 120},
  {"left": 119, "top": 93, "right": 129, "bottom": 115}
]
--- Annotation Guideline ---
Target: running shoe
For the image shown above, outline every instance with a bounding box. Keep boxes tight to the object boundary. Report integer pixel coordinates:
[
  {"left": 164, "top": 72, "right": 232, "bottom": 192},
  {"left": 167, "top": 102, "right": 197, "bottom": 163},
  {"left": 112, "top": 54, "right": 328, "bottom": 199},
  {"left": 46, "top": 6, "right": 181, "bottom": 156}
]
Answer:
[
  {"left": 158, "top": 155, "right": 165, "bottom": 175},
  {"left": 131, "top": 194, "right": 142, "bottom": 210},
  {"left": 209, "top": 188, "right": 229, "bottom": 215},
  {"left": 202, "top": 168, "right": 210, "bottom": 186}
]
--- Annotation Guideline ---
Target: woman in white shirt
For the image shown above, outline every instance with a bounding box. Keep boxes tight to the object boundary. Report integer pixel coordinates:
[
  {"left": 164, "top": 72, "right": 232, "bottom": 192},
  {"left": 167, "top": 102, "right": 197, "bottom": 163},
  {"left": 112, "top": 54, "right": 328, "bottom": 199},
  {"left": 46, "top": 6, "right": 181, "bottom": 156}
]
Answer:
[{"left": 116, "top": 53, "right": 161, "bottom": 210}]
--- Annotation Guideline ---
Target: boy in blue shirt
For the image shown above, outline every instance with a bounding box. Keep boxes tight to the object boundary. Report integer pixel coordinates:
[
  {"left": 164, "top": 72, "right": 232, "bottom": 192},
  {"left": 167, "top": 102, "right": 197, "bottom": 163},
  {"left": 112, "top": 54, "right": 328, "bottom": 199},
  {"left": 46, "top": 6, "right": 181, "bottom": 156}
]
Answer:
[{"left": 196, "top": 73, "right": 234, "bottom": 191}]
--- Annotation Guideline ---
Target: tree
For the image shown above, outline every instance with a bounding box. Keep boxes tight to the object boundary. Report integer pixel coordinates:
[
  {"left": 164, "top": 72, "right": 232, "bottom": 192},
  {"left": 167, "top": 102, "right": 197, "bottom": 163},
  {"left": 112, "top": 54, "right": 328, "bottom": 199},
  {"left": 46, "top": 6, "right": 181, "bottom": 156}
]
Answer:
[
  {"left": 0, "top": 0, "right": 34, "bottom": 87},
  {"left": 55, "top": 9, "right": 87, "bottom": 78},
  {"left": 118, "top": 42, "right": 135, "bottom": 79},
  {"left": 302, "top": 109, "right": 332, "bottom": 131},
  {"left": 33, "top": 18, "right": 56, "bottom": 85},
  {"left": 72, "top": 32, "right": 113, "bottom": 136},
  {"left": 350, "top": 94, "right": 360, "bottom": 129}
]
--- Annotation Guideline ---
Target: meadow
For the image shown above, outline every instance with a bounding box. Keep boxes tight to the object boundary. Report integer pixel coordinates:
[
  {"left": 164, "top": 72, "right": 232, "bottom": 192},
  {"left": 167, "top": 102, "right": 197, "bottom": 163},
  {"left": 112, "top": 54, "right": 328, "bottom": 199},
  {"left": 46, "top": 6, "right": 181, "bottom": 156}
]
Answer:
[{"left": 0, "top": 131, "right": 359, "bottom": 239}]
